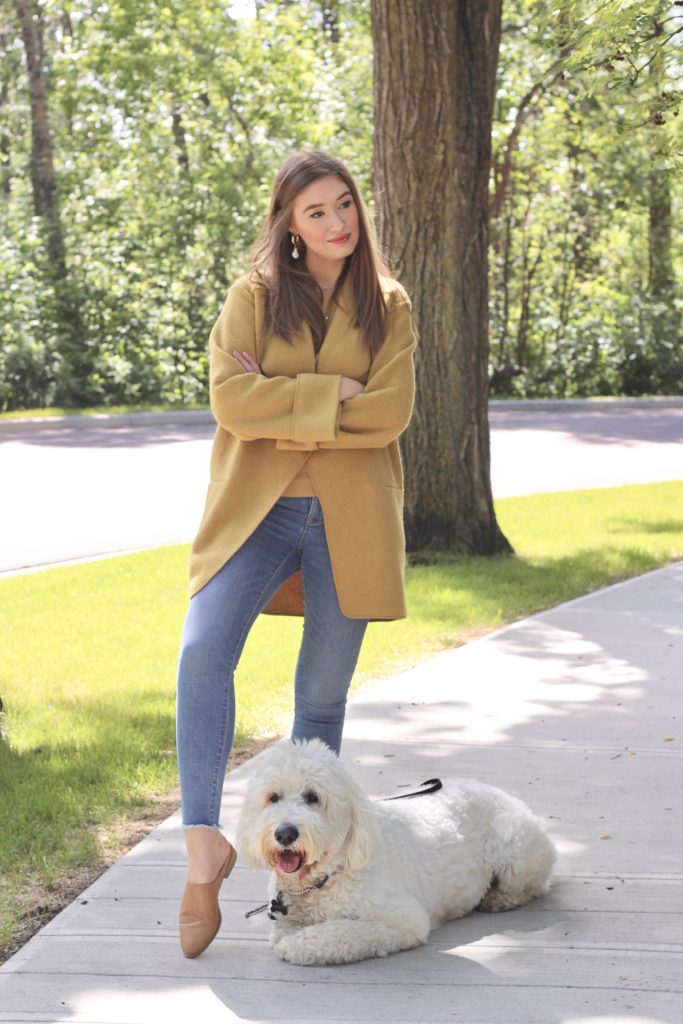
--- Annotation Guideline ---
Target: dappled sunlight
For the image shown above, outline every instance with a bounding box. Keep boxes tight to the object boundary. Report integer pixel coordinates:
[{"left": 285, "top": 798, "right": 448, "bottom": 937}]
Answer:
[
  {"left": 346, "top": 566, "right": 682, "bottom": 890},
  {"left": 440, "top": 939, "right": 542, "bottom": 978},
  {"left": 436, "top": 911, "right": 576, "bottom": 968},
  {"left": 349, "top": 616, "right": 649, "bottom": 749},
  {"left": 560, "top": 1019, "right": 669, "bottom": 1024},
  {"left": 551, "top": 836, "right": 590, "bottom": 860},
  {"left": 71, "top": 983, "right": 245, "bottom": 1022}
]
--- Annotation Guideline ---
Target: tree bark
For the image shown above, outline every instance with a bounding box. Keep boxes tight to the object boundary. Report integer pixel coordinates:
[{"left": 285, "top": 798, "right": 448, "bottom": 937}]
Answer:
[
  {"left": 645, "top": 18, "right": 680, "bottom": 391},
  {"left": 14, "top": 0, "right": 61, "bottom": 236},
  {"left": 321, "top": 2, "right": 340, "bottom": 44},
  {"left": 0, "top": 19, "right": 11, "bottom": 197},
  {"left": 372, "top": 0, "right": 511, "bottom": 554},
  {"left": 0, "top": 77, "right": 10, "bottom": 197},
  {"left": 647, "top": 27, "right": 674, "bottom": 300},
  {"left": 648, "top": 171, "right": 674, "bottom": 297},
  {"left": 171, "top": 100, "right": 191, "bottom": 176},
  {"left": 15, "top": 0, "right": 87, "bottom": 403}
]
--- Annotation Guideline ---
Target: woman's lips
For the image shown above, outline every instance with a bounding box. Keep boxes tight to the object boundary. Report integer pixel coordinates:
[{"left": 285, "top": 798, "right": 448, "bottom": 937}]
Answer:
[{"left": 329, "top": 234, "right": 351, "bottom": 244}]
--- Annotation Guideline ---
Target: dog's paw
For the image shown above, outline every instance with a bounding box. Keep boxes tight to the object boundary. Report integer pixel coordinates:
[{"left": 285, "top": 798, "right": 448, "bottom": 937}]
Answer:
[
  {"left": 478, "top": 877, "right": 551, "bottom": 913},
  {"left": 273, "top": 932, "right": 324, "bottom": 966},
  {"left": 477, "top": 889, "right": 519, "bottom": 913}
]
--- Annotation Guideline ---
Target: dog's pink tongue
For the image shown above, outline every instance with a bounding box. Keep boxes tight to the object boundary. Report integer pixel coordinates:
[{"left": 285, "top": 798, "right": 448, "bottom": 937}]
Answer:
[{"left": 276, "top": 850, "right": 303, "bottom": 873}]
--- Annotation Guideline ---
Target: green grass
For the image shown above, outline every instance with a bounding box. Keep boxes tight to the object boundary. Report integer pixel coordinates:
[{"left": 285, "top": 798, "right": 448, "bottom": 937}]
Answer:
[
  {"left": 1, "top": 480, "right": 682, "bottom": 953},
  {"left": 0, "top": 403, "right": 208, "bottom": 420}
]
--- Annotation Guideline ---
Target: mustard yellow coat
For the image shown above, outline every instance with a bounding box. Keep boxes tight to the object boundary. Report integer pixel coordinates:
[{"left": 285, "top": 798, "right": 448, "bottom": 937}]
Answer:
[{"left": 188, "top": 271, "right": 418, "bottom": 620}]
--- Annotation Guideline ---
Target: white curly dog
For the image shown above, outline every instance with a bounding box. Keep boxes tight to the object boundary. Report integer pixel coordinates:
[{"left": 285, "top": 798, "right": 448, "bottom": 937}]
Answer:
[{"left": 237, "top": 739, "right": 556, "bottom": 965}]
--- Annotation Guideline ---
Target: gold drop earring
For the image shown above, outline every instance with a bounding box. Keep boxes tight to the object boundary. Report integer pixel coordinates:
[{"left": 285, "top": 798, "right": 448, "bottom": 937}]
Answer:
[{"left": 291, "top": 233, "right": 300, "bottom": 260}]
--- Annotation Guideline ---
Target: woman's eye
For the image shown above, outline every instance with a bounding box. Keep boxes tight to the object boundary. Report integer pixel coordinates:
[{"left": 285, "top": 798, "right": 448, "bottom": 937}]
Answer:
[
  {"left": 303, "top": 790, "right": 319, "bottom": 805},
  {"left": 339, "top": 199, "right": 353, "bottom": 209},
  {"left": 268, "top": 793, "right": 280, "bottom": 804},
  {"left": 310, "top": 210, "right": 324, "bottom": 218}
]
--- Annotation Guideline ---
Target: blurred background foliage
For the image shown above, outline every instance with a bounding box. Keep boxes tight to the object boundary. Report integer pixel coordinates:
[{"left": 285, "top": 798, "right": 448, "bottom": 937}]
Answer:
[{"left": 1, "top": 0, "right": 680, "bottom": 410}]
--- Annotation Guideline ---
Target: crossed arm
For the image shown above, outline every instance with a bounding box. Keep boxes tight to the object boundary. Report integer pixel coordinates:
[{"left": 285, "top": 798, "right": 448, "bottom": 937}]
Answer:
[
  {"left": 232, "top": 350, "right": 365, "bottom": 403},
  {"left": 209, "top": 281, "right": 417, "bottom": 449}
]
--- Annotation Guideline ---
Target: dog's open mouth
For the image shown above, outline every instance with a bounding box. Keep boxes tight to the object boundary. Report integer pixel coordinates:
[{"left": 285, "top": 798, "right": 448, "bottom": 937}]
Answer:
[{"left": 275, "top": 849, "right": 305, "bottom": 874}]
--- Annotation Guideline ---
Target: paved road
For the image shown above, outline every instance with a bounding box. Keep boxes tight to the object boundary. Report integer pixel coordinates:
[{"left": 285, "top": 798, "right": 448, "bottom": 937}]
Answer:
[{"left": 1, "top": 404, "right": 682, "bottom": 574}]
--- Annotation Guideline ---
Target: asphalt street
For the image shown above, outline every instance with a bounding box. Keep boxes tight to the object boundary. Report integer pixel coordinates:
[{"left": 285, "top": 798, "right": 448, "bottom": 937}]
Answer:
[{"left": 1, "top": 403, "right": 682, "bottom": 574}]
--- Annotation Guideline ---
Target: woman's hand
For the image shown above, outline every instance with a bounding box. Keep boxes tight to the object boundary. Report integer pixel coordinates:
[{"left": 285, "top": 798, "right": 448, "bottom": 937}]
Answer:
[
  {"left": 339, "top": 376, "right": 365, "bottom": 401},
  {"left": 232, "top": 351, "right": 264, "bottom": 375}
]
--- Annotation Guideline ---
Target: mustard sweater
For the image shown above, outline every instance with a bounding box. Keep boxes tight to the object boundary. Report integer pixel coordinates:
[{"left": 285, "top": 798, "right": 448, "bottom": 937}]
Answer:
[{"left": 188, "top": 271, "right": 418, "bottom": 619}]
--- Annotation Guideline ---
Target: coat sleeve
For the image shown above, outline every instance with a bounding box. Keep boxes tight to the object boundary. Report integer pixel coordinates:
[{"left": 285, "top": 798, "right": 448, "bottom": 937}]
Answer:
[
  {"left": 209, "top": 279, "right": 342, "bottom": 444},
  {"left": 296, "top": 295, "right": 417, "bottom": 451}
]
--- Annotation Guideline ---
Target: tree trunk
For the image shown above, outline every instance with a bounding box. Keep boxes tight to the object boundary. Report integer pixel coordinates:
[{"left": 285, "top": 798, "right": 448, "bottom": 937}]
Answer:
[
  {"left": 14, "top": 0, "right": 61, "bottom": 246},
  {"left": 0, "top": 76, "right": 10, "bottom": 197},
  {"left": 0, "top": 18, "right": 11, "bottom": 197},
  {"left": 321, "top": 2, "right": 340, "bottom": 44},
  {"left": 647, "top": 28, "right": 674, "bottom": 301},
  {"left": 15, "top": 0, "right": 87, "bottom": 404},
  {"left": 646, "top": 18, "right": 680, "bottom": 392},
  {"left": 648, "top": 172, "right": 674, "bottom": 297},
  {"left": 372, "top": 0, "right": 511, "bottom": 554},
  {"left": 171, "top": 100, "right": 191, "bottom": 176}
]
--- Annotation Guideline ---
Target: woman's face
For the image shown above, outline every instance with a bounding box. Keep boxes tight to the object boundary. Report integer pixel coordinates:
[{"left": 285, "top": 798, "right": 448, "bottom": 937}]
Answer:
[{"left": 289, "top": 174, "right": 359, "bottom": 268}]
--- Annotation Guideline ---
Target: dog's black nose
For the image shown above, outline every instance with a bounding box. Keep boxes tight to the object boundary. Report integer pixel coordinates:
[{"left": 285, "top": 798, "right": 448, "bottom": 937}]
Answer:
[{"left": 274, "top": 824, "right": 299, "bottom": 847}]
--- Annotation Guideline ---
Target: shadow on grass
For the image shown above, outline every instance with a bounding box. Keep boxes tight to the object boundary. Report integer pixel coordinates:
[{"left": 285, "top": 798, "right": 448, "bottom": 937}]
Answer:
[
  {"left": 610, "top": 518, "right": 683, "bottom": 535},
  {"left": 405, "top": 544, "right": 666, "bottom": 633},
  {"left": 0, "top": 697, "right": 177, "bottom": 872},
  {"left": 0, "top": 686, "right": 255, "bottom": 876}
]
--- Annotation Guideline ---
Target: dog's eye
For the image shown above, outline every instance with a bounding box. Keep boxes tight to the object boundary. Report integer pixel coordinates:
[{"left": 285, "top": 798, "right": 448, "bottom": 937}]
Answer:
[
  {"left": 268, "top": 793, "right": 280, "bottom": 804},
  {"left": 303, "top": 790, "right": 319, "bottom": 805}
]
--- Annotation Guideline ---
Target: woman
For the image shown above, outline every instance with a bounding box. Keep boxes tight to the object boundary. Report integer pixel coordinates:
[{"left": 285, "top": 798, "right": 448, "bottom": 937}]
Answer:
[{"left": 176, "top": 149, "right": 418, "bottom": 958}]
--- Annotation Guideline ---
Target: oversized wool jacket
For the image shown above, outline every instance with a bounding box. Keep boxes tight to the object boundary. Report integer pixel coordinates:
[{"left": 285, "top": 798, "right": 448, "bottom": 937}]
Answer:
[{"left": 188, "top": 269, "right": 418, "bottom": 620}]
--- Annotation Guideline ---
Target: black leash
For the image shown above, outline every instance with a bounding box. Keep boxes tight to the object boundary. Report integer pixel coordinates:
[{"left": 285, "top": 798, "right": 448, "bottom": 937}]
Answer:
[{"left": 382, "top": 778, "right": 443, "bottom": 800}]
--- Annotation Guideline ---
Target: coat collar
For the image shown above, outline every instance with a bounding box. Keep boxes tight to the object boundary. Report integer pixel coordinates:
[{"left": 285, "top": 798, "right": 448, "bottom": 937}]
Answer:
[
  {"left": 309, "top": 272, "right": 360, "bottom": 371},
  {"left": 258, "top": 272, "right": 368, "bottom": 380}
]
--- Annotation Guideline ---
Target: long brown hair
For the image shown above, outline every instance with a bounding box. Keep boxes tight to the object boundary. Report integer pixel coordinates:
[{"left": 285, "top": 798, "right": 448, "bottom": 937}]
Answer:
[{"left": 249, "top": 150, "right": 393, "bottom": 357}]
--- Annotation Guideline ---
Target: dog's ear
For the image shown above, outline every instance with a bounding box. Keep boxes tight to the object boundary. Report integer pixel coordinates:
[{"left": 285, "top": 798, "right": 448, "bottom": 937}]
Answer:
[
  {"left": 235, "top": 784, "right": 266, "bottom": 868},
  {"left": 343, "top": 781, "right": 378, "bottom": 874},
  {"left": 235, "top": 820, "right": 261, "bottom": 868}
]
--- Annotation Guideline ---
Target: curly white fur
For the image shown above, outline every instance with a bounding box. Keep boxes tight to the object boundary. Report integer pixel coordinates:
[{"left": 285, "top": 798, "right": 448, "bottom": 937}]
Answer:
[{"left": 237, "top": 739, "right": 556, "bottom": 966}]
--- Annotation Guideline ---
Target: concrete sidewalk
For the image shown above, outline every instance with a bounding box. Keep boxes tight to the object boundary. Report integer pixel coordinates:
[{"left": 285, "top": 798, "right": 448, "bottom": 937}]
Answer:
[{"left": 1, "top": 562, "right": 682, "bottom": 1024}]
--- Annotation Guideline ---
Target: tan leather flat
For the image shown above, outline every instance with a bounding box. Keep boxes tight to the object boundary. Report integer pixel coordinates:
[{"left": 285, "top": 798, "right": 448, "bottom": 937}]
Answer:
[{"left": 179, "top": 844, "right": 237, "bottom": 958}]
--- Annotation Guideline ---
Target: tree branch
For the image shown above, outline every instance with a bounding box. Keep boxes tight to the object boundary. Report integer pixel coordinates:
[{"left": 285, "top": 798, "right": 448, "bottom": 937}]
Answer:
[{"left": 492, "top": 52, "right": 571, "bottom": 219}]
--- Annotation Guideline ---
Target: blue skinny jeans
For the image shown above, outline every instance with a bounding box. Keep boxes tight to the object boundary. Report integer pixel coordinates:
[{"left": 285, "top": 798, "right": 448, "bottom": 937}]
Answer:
[{"left": 176, "top": 496, "right": 368, "bottom": 828}]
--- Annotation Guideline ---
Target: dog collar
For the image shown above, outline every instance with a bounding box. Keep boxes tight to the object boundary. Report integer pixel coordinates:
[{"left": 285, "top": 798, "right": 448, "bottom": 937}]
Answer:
[{"left": 245, "top": 873, "right": 330, "bottom": 920}]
